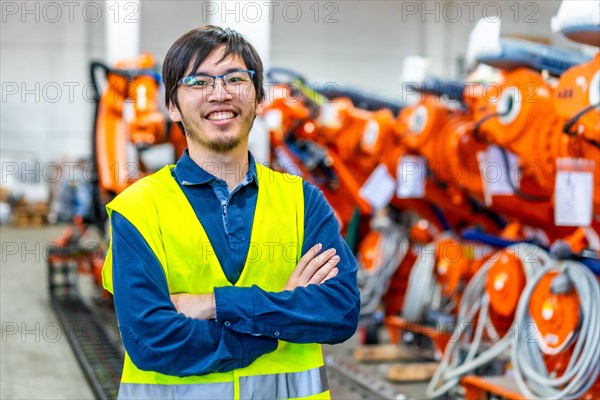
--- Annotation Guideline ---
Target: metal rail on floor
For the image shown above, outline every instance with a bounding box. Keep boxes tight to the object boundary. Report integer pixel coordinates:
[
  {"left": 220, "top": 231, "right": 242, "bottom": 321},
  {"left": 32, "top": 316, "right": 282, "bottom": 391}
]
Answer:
[
  {"left": 323, "top": 349, "right": 411, "bottom": 400},
  {"left": 48, "top": 245, "right": 122, "bottom": 400}
]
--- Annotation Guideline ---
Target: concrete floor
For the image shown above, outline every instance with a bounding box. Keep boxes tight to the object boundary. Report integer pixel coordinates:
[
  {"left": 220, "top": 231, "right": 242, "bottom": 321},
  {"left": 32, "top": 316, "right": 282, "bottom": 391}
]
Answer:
[
  {"left": 1, "top": 225, "right": 429, "bottom": 400},
  {"left": 1, "top": 225, "right": 95, "bottom": 399}
]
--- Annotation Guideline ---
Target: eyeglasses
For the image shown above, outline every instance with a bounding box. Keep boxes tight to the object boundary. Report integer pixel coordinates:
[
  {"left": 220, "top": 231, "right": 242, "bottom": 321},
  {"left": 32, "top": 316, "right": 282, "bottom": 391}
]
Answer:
[{"left": 178, "top": 70, "right": 255, "bottom": 90}]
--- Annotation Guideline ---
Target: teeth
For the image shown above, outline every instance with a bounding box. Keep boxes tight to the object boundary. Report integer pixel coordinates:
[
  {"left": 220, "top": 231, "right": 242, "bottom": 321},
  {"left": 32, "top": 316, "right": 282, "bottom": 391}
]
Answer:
[{"left": 207, "top": 111, "right": 235, "bottom": 121}]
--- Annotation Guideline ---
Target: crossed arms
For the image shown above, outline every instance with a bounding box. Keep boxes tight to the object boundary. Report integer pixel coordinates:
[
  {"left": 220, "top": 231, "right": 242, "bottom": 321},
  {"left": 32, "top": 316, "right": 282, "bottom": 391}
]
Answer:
[{"left": 171, "top": 243, "right": 340, "bottom": 319}]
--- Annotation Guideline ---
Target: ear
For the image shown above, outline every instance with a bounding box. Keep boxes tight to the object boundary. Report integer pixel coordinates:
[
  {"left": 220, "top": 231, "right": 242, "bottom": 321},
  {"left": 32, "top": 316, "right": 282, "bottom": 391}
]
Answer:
[
  {"left": 168, "top": 101, "right": 182, "bottom": 122},
  {"left": 255, "top": 100, "right": 264, "bottom": 115}
]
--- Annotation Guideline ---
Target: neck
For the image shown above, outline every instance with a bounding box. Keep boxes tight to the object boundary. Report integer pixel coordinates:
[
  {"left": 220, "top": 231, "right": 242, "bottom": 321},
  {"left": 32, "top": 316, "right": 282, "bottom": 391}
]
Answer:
[{"left": 188, "top": 143, "right": 250, "bottom": 191}]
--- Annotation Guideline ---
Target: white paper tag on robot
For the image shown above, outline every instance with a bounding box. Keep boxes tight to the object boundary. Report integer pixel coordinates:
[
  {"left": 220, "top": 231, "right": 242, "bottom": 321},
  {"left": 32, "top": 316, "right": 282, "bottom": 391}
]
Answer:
[
  {"left": 263, "top": 109, "right": 283, "bottom": 131},
  {"left": 477, "top": 146, "right": 520, "bottom": 206},
  {"left": 362, "top": 120, "right": 380, "bottom": 152},
  {"left": 319, "top": 102, "right": 340, "bottom": 128},
  {"left": 396, "top": 155, "right": 426, "bottom": 198},
  {"left": 359, "top": 164, "right": 396, "bottom": 210},
  {"left": 554, "top": 158, "right": 594, "bottom": 227}
]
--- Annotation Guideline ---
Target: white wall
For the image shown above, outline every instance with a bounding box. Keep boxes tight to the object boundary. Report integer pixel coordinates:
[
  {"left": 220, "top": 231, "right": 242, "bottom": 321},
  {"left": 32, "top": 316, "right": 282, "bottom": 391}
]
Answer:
[
  {"left": 270, "top": 1, "right": 423, "bottom": 99},
  {"left": 270, "top": 0, "right": 568, "bottom": 99},
  {"left": 0, "top": 0, "right": 582, "bottom": 165},
  {"left": 1, "top": 1, "right": 100, "bottom": 162},
  {"left": 140, "top": 1, "right": 211, "bottom": 62}
]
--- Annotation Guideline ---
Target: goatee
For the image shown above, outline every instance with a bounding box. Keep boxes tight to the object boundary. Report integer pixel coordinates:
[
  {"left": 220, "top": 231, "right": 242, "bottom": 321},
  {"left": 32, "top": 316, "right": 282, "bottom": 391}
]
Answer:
[{"left": 183, "top": 122, "right": 245, "bottom": 154}]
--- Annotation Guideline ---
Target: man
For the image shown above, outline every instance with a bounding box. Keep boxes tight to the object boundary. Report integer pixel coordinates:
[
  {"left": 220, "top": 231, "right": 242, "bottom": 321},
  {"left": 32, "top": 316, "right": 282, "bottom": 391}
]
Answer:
[{"left": 102, "top": 25, "right": 360, "bottom": 399}]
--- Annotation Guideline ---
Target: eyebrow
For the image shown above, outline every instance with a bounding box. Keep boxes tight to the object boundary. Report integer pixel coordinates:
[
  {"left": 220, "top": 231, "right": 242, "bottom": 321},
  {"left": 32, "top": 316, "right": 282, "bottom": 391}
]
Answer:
[{"left": 192, "top": 67, "right": 247, "bottom": 76}]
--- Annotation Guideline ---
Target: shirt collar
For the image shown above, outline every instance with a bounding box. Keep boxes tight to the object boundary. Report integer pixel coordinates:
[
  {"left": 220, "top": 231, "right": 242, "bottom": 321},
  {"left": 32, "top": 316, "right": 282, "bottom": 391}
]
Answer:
[{"left": 174, "top": 149, "right": 258, "bottom": 187}]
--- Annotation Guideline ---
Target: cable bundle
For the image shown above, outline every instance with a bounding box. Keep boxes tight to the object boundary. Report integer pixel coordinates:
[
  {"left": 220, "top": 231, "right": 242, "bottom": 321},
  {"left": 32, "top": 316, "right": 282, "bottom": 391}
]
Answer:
[
  {"left": 357, "top": 215, "right": 409, "bottom": 316},
  {"left": 511, "top": 260, "right": 600, "bottom": 399},
  {"left": 401, "top": 233, "right": 463, "bottom": 323},
  {"left": 401, "top": 241, "right": 440, "bottom": 323},
  {"left": 426, "top": 243, "right": 551, "bottom": 398}
]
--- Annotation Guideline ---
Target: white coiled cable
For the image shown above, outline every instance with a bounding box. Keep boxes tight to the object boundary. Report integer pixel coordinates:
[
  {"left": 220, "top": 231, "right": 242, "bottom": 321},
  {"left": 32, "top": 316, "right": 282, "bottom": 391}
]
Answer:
[
  {"left": 357, "top": 216, "right": 409, "bottom": 316},
  {"left": 401, "top": 241, "right": 440, "bottom": 322},
  {"left": 402, "top": 232, "right": 462, "bottom": 323},
  {"left": 511, "top": 259, "right": 600, "bottom": 399},
  {"left": 426, "top": 243, "right": 551, "bottom": 398}
]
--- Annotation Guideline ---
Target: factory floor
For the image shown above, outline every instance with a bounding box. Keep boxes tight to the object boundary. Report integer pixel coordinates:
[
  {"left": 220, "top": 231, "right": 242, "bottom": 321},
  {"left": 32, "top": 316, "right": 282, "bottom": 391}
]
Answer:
[
  {"left": 1, "top": 225, "right": 94, "bottom": 399},
  {"left": 1, "top": 225, "right": 429, "bottom": 400}
]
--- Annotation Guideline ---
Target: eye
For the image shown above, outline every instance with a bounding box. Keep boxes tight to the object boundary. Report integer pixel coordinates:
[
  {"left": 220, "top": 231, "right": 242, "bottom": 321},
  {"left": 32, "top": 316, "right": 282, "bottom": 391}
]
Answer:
[
  {"left": 181, "top": 75, "right": 213, "bottom": 87},
  {"left": 192, "top": 77, "right": 211, "bottom": 86},
  {"left": 225, "top": 71, "right": 251, "bottom": 85}
]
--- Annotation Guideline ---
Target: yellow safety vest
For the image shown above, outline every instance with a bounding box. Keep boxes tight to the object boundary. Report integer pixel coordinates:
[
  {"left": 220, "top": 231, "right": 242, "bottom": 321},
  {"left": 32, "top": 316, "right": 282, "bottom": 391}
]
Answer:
[{"left": 102, "top": 164, "right": 330, "bottom": 399}]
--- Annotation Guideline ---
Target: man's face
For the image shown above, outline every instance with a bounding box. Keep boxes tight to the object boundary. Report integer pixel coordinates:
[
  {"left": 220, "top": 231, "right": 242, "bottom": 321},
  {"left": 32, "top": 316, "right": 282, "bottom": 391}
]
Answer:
[{"left": 168, "top": 45, "right": 262, "bottom": 154}]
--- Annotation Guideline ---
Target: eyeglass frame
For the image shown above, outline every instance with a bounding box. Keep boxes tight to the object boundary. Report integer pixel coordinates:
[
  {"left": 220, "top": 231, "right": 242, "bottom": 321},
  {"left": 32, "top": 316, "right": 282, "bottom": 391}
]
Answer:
[{"left": 177, "top": 69, "right": 256, "bottom": 91}]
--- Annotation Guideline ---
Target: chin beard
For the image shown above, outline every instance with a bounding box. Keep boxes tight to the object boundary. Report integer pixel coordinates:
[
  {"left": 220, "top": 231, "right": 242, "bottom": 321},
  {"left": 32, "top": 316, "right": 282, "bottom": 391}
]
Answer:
[
  {"left": 182, "top": 113, "right": 256, "bottom": 154},
  {"left": 199, "top": 137, "right": 241, "bottom": 153},
  {"left": 183, "top": 122, "right": 244, "bottom": 154}
]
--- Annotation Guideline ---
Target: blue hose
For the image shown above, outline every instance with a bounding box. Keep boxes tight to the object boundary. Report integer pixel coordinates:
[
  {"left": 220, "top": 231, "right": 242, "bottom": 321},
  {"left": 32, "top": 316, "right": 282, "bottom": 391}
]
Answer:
[{"left": 460, "top": 227, "right": 538, "bottom": 249}]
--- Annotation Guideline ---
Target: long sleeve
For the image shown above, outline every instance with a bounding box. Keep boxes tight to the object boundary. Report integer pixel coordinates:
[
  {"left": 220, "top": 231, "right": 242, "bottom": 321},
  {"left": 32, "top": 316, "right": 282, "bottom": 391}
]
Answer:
[
  {"left": 214, "top": 181, "right": 360, "bottom": 344},
  {"left": 110, "top": 211, "right": 278, "bottom": 377}
]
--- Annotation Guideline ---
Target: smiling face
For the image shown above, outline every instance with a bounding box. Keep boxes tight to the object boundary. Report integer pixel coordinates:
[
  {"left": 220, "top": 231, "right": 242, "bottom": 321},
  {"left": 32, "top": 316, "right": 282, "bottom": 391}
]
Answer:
[{"left": 168, "top": 45, "right": 263, "bottom": 154}]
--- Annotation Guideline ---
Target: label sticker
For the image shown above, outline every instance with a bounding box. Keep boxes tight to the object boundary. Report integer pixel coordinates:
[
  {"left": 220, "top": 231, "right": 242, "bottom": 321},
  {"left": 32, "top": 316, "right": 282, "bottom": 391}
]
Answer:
[
  {"left": 359, "top": 164, "right": 396, "bottom": 210},
  {"left": 396, "top": 155, "right": 426, "bottom": 199},
  {"left": 477, "top": 145, "right": 520, "bottom": 206},
  {"left": 554, "top": 158, "right": 594, "bottom": 227}
]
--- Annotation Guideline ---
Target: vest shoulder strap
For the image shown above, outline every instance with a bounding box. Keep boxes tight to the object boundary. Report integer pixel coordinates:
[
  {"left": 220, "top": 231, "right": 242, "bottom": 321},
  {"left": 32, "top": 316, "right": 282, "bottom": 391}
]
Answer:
[{"left": 103, "top": 166, "right": 177, "bottom": 292}]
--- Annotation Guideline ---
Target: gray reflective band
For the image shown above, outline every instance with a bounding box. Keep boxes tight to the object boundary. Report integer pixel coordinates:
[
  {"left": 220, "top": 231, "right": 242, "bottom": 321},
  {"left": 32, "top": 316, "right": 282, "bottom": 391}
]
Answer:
[
  {"left": 239, "top": 366, "right": 329, "bottom": 399},
  {"left": 118, "top": 382, "right": 234, "bottom": 400},
  {"left": 118, "top": 366, "right": 328, "bottom": 400}
]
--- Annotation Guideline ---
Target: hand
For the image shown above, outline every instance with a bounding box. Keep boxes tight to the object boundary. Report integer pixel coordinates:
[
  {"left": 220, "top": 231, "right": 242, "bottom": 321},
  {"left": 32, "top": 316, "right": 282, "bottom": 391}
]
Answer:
[
  {"left": 171, "top": 293, "right": 216, "bottom": 320},
  {"left": 284, "top": 243, "right": 340, "bottom": 291}
]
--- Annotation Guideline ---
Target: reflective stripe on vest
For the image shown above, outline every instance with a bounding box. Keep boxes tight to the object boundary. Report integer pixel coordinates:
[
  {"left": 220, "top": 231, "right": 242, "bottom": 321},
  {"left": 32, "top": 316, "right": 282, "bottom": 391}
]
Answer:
[
  {"left": 118, "top": 366, "right": 328, "bottom": 400},
  {"left": 118, "top": 381, "right": 233, "bottom": 399},
  {"left": 238, "top": 365, "right": 328, "bottom": 399}
]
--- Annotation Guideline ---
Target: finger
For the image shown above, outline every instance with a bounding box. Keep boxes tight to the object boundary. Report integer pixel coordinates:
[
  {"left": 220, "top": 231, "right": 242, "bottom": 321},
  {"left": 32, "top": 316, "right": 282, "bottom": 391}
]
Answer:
[
  {"left": 307, "top": 254, "right": 339, "bottom": 285},
  {"left": 292, "top": 243, "right": 322, "bottom": 279},
  {"left": 318, "top": 267, "right": 339, "bottom": 285},
  {"left": 299, "top": 248, "right": 336, "bottom": 284},
  {"left": 308, "top": 256, "right": 339, "bottom": 285}
]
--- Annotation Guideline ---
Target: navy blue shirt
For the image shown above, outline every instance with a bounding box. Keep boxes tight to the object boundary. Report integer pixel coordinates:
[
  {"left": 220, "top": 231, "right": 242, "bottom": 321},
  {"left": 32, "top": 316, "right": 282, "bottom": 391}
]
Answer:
[{"left": 110, "top": 151, "right": 360, "bottom": 376}]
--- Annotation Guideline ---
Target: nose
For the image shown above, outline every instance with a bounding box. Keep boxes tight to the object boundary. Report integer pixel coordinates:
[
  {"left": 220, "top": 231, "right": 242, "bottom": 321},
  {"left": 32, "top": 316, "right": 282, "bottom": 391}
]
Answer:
[{"left": 207, "top": 77, "right": 233, "bottom": 102}]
